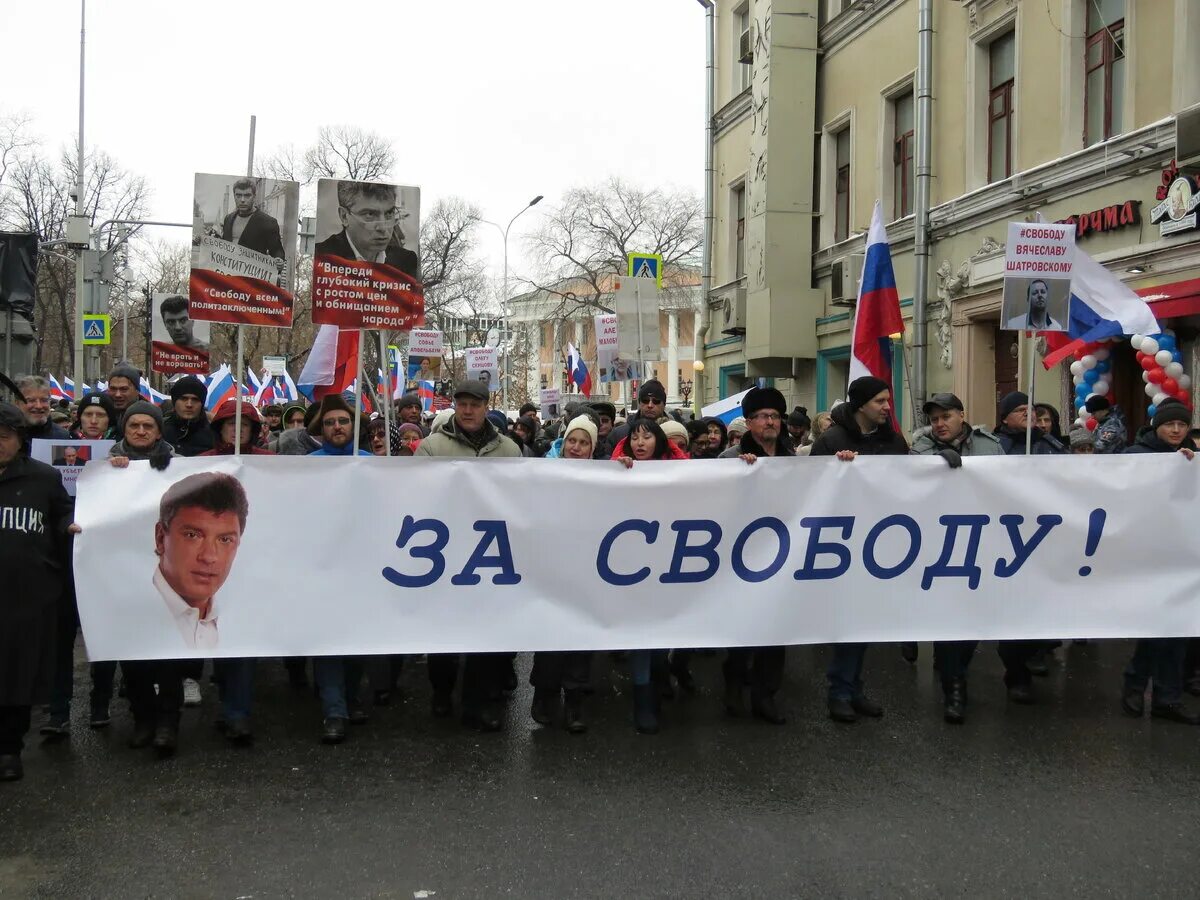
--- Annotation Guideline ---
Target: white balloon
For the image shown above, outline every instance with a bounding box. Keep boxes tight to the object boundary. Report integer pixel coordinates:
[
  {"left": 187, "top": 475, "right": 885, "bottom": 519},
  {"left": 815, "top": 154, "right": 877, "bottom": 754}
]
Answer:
[
  {"left": 1075, "top": 417, "right": 1086, "bottom": 427},
  {"left": 1180, "top": 375, "right": 1192, "bottom": 390},
  {"left": 1166, "top": 362, "right": 1185, "bottom": 379},
  {"left": 1094, "top": 348, "right": 1110, "bottom": 362},
  {"left": 1093, "top": 380, "right": 1110, "bottom": 395},
  {"left": 1154, "top": 392, "right": 1170, "bottom": 406},
  {"left": 1146, "top": 383, "right": 1159, "bottom": 398},
  {"left": 1155, "top": 350, "right": 1174, "bottom": 367},
  {"left": 1081, "top": 355, "right": 1097, "bottom": 370},
  {"left": 1142, "top": 338, "right": 1160, "bottom": 356},
  {"left": 1131, "top": 333, "right": 1147, "bottom": 349},
  {"left": 1142, "top": 370, "right": 1151, "bottom": 383},
  {"left": 1070, "top": 361, "right": 1084, "bottom": 377},
  {"left": 1164, "top": 328, "right": 1176, "bottom": 337}
]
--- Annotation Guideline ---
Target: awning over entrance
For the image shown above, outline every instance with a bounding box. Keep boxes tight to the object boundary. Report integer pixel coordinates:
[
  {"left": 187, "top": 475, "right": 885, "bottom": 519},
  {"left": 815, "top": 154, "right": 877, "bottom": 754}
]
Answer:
[{"left": 1142, "top": 278, "right": 1200, "bottom": 321}]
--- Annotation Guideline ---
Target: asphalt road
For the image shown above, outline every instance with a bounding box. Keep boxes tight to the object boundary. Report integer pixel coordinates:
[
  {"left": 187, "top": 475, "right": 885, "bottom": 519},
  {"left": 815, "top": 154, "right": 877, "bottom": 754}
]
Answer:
[{"left": 3, "top": 639, "right": 1200, "bottom": 899}]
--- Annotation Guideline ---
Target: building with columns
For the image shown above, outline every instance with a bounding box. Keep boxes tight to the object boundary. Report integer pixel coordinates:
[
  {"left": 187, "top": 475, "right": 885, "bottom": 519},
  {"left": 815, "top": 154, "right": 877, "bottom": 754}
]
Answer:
[
  {"left": 509, "top": 269, "right": 703, "bottom": 410},
  {"left": 702, "top": 0, "right": 1200, "bottom": 436}
]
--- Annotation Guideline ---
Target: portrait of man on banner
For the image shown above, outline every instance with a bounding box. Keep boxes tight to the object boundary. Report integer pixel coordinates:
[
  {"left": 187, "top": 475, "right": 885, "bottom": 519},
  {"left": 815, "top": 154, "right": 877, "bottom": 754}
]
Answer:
[
  {"left": 151, "top": 293, "right": 211, "bottom": 374},
  {"left": 152, "top": 472, "right": 249, "bottom": 652},
  {"left": 311, "top": 178, "right": 424, "bottom": 330}
]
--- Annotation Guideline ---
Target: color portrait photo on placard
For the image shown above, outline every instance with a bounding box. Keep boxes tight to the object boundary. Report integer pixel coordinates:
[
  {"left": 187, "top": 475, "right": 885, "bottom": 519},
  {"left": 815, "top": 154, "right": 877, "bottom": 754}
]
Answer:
[
  {"left": 311, "top": 178, "right": 423, "bottom": 330},
  {"left": 189, "top": 172, "right": 300, "bottom": 328}
]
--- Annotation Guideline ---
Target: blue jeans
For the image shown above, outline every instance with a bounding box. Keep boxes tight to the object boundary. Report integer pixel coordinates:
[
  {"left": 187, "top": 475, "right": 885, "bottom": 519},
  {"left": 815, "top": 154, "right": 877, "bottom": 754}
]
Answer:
[
  {"left": 313, "top": 657, "right": 364, "bottom": 719},
  {"left": 216, "top": 658, "right": 255, "bottom": 723},
  {"left": 1124, "top": 638, "right": 1186, "bottom": 706},
  {"left": 827, "top": 643, "right": 869, "bottom": 702}
]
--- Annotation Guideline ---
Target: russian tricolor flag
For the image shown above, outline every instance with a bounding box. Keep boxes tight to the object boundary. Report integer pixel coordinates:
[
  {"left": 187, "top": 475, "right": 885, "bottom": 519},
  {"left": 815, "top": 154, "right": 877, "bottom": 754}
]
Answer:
[
  {"left": 48, "top": 374, "right": 71, "bottom": 402},
  {"left": 700, "top": 389, "right": 751, "bottom": 425},
  {"left": 566, "top": 342, "right": 592, "bottom": 397},
  {"left": 849, "top": 201, "right": 904, "bottom": 429},
  {"left": 205, "top": 365, "right": 238, "bottom": 411},
  {"left": 418, "top": 379, "right": 435, "bottom": 411},
  {"left": 1041, "top": 249, "right": 1160, "bottom": 368},
  {"left": 298, "top": 324, "right": 360, "bottom": 401}
]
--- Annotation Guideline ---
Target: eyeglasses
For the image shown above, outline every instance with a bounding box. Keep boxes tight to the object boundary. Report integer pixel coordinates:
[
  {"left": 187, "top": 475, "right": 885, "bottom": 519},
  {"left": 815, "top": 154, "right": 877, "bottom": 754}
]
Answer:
[
  {"left": 751, "top": 412, "right": 782, "bottom": 422},
  {"left": 324, "top": 417, "right": 352, "bottom": 427},
  {"left": 342, "top": 205, "right": 401, "bottom": 225}
]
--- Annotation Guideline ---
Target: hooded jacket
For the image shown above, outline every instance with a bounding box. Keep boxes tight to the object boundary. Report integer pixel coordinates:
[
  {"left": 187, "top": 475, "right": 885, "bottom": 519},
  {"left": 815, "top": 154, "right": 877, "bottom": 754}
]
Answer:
[
  {"left": 199, "top": 400, "right": 275, "bottom": 456},
  {"left": 809, "top": 403, "right": 909, "bottom": 456},
  {"left": 910, "top": 423, "right": 1004, "bottom": 457},
  {"left": 415, "top": 415, "right": 521, "bottom": 459},
  {"left": 163, "top": 411, "right": 216, "bottom": 456}
]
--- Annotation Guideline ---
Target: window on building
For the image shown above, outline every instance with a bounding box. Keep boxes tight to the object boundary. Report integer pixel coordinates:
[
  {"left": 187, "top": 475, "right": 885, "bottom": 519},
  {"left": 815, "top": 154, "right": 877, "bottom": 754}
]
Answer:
[
  {"left": 737, "top": 6, "right": 752, "bottom": 93},
  {"left": 734, "top": 184, "right": 747, "bottom": 279},
  {"left": 988, "top": 31, "right": 1015, "bottom": 182},
  {"left": 1084, "top": 0, "right": 1124, "bottom": 145},
  {"left": 892, "top": 91, "right": 914, "bottom": 219},
  {"left": 834, "top": 128, "right": 851, "bottom": 242}
]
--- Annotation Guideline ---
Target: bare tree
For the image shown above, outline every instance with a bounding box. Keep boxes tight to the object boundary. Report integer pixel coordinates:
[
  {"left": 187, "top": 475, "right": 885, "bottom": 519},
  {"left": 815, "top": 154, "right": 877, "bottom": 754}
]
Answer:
[
  {"left": 302, "top": 125, "right": 394, "bottom": 183},
  {"left": 0, "top": 112, "right": 35, "bottom": 188},
  {"left": 523, "top": 177, "right": 703, "bottom": 317},
  {"left": 0, "top": 140, "right": 151, "bottom": 375}
]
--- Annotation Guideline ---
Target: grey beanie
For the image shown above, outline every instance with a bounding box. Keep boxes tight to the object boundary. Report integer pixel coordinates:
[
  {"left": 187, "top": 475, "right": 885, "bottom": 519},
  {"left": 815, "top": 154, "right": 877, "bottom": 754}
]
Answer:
[{"left": 120, "top": 400, "right": 164, "bottom": 434}]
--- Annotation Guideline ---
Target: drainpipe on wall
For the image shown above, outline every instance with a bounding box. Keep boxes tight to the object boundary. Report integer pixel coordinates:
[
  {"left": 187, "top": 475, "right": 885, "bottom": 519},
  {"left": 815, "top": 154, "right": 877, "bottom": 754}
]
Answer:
[
  {"left": 694, "top": 0, "right": 716, "bottom": 416},
  {"left": 911, "top": 0, "right": 933, "bottom": 424}
]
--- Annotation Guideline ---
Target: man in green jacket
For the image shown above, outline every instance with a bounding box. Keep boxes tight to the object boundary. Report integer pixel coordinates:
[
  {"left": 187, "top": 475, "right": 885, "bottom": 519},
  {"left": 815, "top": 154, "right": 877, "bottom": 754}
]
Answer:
[
  {"left": 416, "top": 381, "right": 521, "bottom": 732},
  {"left": 910, "top": 393, "right": 1003, "bottom": 725}
]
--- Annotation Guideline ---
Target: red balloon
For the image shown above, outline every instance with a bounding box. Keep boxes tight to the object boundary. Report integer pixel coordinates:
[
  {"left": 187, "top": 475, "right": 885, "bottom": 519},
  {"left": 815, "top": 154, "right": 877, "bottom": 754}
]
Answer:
[
  {"left": 1176, "top": 389, "right": 1190, "bottom": 403},
  {"left": 1163, "top": 377, "right": 1179, "bottom": 394},
  {"left": 1136, "top": 351, "right": 1146, "bottom": 362},
  {"left": 1148, "top": 368, "right": 1166, "bottom": 384},
  {"left": 1141, "top": 355, "right": 1158, "bottom": 371},
  {"left": 1085, "top": 417, "right": 1098, "bottom": 431}
]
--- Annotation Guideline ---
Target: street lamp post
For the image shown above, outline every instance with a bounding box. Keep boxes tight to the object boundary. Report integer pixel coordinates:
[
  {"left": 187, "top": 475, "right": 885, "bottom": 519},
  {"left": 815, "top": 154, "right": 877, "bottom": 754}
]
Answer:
[{"left": 482, "top": 194, "right": 543, "bottom": 415}]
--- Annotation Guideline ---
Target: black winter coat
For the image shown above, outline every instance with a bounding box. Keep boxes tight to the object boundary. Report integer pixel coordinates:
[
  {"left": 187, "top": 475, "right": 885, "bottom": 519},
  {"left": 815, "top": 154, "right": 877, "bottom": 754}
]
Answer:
[
  {"left": 162, "top": 413, "right": 215, "bottom": 457},
  {"left": 808, "top": 404, "right": 909, "bottom": 456},
  {"left": 0, "top": 455, "right": 73, "bottom": 705},
  {"left": 994, "top": 425, "right": 1065, "bottom": 455},
  {"left": 1122, "top": 428, "right": 1196, "bottom": 455}
]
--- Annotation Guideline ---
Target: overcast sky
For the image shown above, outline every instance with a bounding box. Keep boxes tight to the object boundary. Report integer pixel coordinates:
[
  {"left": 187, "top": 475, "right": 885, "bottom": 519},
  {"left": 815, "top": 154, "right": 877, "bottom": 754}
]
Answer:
[{"left": 2, "top": 0, "right": 706, "bottom": 279}]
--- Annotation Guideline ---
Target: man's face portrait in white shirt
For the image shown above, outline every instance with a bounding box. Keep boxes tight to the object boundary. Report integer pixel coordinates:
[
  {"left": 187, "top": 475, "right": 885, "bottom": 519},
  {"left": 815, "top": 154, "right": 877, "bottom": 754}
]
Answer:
[{"left": 154, "top": 473, "right": 248, "bottom": 619}]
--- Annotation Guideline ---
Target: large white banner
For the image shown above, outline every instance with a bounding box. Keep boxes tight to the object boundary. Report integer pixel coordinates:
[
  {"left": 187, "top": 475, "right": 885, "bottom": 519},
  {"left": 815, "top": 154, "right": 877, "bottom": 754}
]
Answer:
[{"left": 73, "top": 455, "right": 1200, "bottom": 661}]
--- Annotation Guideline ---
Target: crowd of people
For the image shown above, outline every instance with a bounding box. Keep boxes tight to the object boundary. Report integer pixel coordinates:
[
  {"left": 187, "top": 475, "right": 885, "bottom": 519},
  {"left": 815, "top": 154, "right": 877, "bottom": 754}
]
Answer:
[{"left": 1, "top": 362, "right": 1197, "bottom": 784}]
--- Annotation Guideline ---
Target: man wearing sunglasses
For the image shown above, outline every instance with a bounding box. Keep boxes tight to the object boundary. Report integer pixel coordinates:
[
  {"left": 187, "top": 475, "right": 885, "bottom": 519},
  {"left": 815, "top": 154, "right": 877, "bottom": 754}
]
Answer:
[{"left": 316, "top": 181, "right": 419, "bottom": 278}]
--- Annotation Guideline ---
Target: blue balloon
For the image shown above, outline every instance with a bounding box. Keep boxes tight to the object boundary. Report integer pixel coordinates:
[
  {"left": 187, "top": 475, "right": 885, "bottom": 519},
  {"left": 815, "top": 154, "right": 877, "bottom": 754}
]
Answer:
[
  {"left": 1173, "top": 351, "right": 1184, "bottom": 364},
  {"left": 1095, "top": 360, "right": 1111, "bottom": 374},
  {"left": 1084, "top": 369, "right": 1099, "bottom": 384},
  {"left": 1159, "top": 335, "right": 1176, "bottom": 351},
  {"left": 1147, "top": 404, "right": 1157, "bottom": 417}
]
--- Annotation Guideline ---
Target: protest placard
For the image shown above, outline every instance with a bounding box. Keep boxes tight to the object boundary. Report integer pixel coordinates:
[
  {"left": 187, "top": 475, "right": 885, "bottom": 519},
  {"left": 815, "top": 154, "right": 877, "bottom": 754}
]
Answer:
[
  {"left": 151, "top": 292, "right": 210, "bottom": 374},
  {"left": 189, "top": 173, "right": 299, "bottom": 328},
  {"left": 311, "top": 179, "right": 423, "bottom": 330}
]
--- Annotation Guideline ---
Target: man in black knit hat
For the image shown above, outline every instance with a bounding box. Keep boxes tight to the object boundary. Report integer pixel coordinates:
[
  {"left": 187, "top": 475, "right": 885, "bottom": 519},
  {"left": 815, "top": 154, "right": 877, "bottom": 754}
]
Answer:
[
  {"left": 810, "top": 376, "right": 908, "bottom": 723},
  {"left": 162, "top": 375, "right": 214, "bottom": 457}
]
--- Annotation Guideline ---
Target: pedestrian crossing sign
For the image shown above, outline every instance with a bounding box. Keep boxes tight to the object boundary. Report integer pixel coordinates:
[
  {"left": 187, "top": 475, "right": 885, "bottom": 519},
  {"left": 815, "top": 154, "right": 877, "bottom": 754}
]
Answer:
[
  {"left": 82, "top": 314, "right": 111, "bottom": 345},
  {"left": 627, "top": 252, "right": 663, "bottom": 289}
]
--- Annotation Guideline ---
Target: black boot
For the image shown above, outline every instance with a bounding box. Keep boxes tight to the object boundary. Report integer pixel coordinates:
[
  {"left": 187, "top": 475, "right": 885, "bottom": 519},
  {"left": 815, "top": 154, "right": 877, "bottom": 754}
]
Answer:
[
  {"left": 564, "top": 690, "right": 586, "bottom": 734},
  {"left": 128, "top": 719, "right": 154, "bottom": 749},
  {"left": 751, "top": 694, "right": 786, "bottom": 725},
  {"left": 152, "top": 721, "right": 178, "bottom": 758},
  {"left": 633, "top": 684, "right": 659, "bottom": 734},
  {"left": 670, "top": 652, "right": 696, "bottom": 694},
  {"left": 900, "top": 642, "right": 919, "bottom": 664},
  {"left": 0, "top": 754, "right": 23, "bottom": 782},
  {"left": 530, "top": 688, "right": 555, "bottom": 726},
  {"left": 943, "top": 679, "right": 966, "bottom": 724},
  {"left": 724, "top": 680, "right": 747, "bottom": 717}
]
